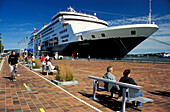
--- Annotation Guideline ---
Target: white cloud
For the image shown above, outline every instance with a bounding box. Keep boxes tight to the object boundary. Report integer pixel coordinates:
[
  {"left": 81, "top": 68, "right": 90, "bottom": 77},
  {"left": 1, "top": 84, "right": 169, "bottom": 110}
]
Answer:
[
  {"left": 152, "top": 23, "right": 170, "bottom": 36},
  {"left": 153, "top": 14, "right": 170, "bottom": 21},
  {"left": 107, "top": 14, "right": 170, "bottom": 54},
  {"left": 7, "top": 23, "right": 33, "bottom": 27},
  {"left": 107, "top": 14, "right": 170, "bottom": 26},
  {"left": 107, "top": 16, "right": 148, "bottom": 26},
  {"left": 4, "top": 30, "right": 32, "bottom": 35}
]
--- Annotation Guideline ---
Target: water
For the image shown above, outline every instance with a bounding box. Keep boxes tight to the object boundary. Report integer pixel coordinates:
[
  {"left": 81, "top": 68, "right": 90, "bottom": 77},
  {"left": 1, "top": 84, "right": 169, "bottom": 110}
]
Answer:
[
  {"left": 123, "top": 56, "right": 170, "bottom": 63},
  {"left": 63, "top": 56, "right": 170, "bottom": 64}
]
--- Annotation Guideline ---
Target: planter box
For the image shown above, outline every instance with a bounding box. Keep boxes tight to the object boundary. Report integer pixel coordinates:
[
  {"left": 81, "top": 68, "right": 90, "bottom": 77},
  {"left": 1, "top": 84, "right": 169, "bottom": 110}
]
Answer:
[
  {"left": 51, "top": 79, "right": 78, "bottom": 85},
  {"left": 32, "top": 68, "right": 42, "bottom": 71},
  {"left": 23, "top": 64, "right": 30, "bottom": 66}
]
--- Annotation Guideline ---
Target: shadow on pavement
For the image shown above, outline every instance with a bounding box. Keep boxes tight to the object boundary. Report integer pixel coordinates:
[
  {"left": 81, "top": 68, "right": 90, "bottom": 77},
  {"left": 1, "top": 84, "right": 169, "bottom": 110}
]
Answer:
[
  {"left": 3, "top": 77, "right": 13, "bottom": 81},
  {"left": 148, "top": 91, "right": 170, "bottom": 97},
  {"left": 36, "top": 71, "right": 54, "bottom": 76},
  {"left": 78, "top": 92, "right": 142, "bottom": 111}
]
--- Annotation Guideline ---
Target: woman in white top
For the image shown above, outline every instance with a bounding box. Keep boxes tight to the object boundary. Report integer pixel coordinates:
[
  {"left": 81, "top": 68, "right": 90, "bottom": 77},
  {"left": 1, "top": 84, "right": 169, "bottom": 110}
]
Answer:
[{"left": 47, "top": 58, "right": 55, "bottom": 70}]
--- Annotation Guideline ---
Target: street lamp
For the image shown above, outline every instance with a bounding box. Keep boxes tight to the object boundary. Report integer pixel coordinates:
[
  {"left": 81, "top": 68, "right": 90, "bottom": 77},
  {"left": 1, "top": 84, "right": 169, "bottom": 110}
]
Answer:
[{"left": 33, "top": 34, "right": 35, "bottom": 57}]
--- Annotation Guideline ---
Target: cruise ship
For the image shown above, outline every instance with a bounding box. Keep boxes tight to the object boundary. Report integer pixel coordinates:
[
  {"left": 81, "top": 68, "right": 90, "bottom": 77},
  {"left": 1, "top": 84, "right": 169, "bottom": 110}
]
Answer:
[{"left": 28, "top": 7, "right": 159, "bottom": 58}]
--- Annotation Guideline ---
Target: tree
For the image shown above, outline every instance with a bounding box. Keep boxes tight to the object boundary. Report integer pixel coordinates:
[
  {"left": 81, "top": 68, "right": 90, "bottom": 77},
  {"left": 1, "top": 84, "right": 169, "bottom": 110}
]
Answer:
[
  {"left": 0, "top": 41, "right": 4, "bottom": 53},
  {"left": 0, "top": 33, "right": 4, "bottom": 53}
]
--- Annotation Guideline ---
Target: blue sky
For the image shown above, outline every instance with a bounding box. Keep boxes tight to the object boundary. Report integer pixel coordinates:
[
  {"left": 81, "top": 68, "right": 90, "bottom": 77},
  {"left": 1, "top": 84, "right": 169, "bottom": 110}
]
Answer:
[{"left": 0, "top": 0, "right": 170, "bottom": 54}]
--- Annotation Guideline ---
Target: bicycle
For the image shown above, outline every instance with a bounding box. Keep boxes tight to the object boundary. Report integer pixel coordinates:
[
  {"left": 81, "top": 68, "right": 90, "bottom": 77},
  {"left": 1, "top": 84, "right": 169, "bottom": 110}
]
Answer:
[{"left": 10, "top": 65, "right": 17, "bottom": 81}]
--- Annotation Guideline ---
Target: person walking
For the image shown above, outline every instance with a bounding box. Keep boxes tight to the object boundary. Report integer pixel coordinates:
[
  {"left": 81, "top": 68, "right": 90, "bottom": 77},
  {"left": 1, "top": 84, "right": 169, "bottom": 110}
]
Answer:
[
  {"left": 41, "top": 55, "right": 45, "bottom": 64},
  {"left": 8, "top": 51, "right": 18, "bottom": 81},
  {"left": 88, "top": 55, "right": 90, "bottom": 62},
  {"left": 72, "top": 53, "right": 74, "bottom": 60}
]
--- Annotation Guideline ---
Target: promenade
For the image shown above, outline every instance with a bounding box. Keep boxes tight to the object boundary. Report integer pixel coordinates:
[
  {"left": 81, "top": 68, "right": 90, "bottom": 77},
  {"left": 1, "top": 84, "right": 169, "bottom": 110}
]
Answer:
[{"left": 0, "top": 58, "right": 169, "bottom": 112}]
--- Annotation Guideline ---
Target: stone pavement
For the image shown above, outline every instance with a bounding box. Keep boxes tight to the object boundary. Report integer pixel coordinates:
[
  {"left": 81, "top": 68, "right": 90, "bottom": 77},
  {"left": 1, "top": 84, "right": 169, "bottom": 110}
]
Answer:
[
  {"left": 0, "top": 58, "right": 99, "bottom": 112},
  {"left": 0, "top": 58, "right": 170, "bottom": 112},
  {"left": 45, "top": 59, "right": 169, "bottom": 112}
]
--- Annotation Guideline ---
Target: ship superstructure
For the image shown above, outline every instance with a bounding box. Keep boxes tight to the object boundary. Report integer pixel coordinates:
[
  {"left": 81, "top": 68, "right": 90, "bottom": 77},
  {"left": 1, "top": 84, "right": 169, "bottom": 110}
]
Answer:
[{"left": 28, "top": 7, "right": 159, "bottom": 58}]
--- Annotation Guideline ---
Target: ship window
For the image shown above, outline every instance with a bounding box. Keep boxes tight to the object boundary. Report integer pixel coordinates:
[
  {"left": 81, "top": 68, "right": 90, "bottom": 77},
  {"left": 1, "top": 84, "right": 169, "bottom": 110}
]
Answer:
[
  {"left": 91, "top": 35, "right": 95, "bottom": 38},
  {"left": 52, "top": 33, "right": 57, "bottom": 36},
  {"left": 59, "top": 29, "right": 67, "bottom": 34},
  {"left": 62, "top": 39, "right": 68, "bottom": 42},
  {"left": 61, "top": 34, "right": 69, "bottom": 39},
  {"left": 101, "top": 33, "right": 105, "bottom": 37},
  {"left": 131, "top": 31, "right": 136, "bottom": 35}
]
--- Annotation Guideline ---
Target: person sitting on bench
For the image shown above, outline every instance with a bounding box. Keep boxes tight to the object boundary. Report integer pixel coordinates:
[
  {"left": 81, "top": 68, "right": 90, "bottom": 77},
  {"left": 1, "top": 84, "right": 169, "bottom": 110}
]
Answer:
[
  {"left": 119, "top": 69, "right": 143, "bottom": 107},
  {"left": 47, "top": 58, "right": 59, "bottom": 74},
  {"left": 103, "top": 66, "right": 119, "bottom": 97}
]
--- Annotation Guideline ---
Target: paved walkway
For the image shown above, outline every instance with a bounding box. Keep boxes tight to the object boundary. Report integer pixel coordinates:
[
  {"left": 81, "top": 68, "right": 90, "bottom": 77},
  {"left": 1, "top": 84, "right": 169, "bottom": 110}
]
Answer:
[
  {"left": 0, "top": 58, "right": 99, "bottom": 112},
  {"left": 0, "top": 58, "right": 169, "bottom": 112}
]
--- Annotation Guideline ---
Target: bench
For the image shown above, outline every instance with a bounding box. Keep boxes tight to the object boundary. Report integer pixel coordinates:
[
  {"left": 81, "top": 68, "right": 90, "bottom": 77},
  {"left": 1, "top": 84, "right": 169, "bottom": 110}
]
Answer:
[
  {"left": 88, "top": 76, "right": 153, "bottom": 112},
  {"left": 42, "top": 64, "right": 57, "bottom": 76}
]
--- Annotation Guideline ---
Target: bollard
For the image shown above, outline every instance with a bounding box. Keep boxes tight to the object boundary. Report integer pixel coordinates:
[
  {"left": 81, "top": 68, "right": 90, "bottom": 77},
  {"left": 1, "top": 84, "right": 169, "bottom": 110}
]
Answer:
[
  {"left": 42, "top": 65, "right": 44, "bottom": 74},
  {"left": 30, "top": 61, "right": 33, "bottom": 70},
  {"left": 46, "top": 66, "right": 49, "bottom": 76},
  {"left": 47, "top": 70, "right": 49, "bottom": 76}
]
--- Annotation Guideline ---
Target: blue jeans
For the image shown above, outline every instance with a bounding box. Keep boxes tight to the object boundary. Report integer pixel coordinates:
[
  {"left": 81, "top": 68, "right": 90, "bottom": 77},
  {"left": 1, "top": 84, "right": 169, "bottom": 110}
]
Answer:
[{"left": 133, "top": 91, "right": 143, "bottom": 107}]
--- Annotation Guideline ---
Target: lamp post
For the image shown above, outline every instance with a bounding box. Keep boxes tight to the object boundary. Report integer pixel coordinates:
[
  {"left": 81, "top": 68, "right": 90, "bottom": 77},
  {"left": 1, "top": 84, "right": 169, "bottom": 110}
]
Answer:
[
  {"left": 25, "top": 36, "right": 27, "bottom": 56},
  {"left": 38, "top": 33, "right": 42, "bottom": 56},
  {"left": 33, "top": 34, "right": 35, "bottom": 57},
  {"left": 1, "top": 36, "right": 2, "bottom": 54},
  {"left": 18, "top": 43, "right": 21, "bottom": 56}
]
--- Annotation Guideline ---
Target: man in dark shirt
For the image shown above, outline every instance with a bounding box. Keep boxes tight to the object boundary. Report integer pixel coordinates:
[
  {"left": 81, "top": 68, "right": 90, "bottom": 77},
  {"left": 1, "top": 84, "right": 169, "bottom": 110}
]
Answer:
[
  {"left": 8, "top": 51, "right": 18, "bottom": 80},
  {"left": 119, "top": 69, "right": 143, "bottom": 107}
]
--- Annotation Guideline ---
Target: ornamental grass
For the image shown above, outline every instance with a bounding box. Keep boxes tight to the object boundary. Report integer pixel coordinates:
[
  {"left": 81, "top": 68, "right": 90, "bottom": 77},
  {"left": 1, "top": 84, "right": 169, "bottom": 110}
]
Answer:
[{"left": 55, "top": 62, "right": 74, "bottom": 82}]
